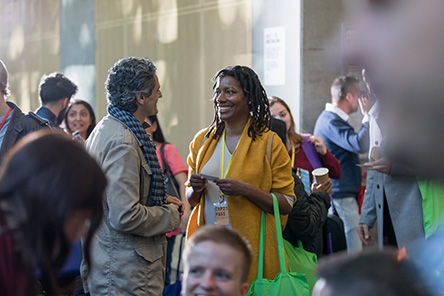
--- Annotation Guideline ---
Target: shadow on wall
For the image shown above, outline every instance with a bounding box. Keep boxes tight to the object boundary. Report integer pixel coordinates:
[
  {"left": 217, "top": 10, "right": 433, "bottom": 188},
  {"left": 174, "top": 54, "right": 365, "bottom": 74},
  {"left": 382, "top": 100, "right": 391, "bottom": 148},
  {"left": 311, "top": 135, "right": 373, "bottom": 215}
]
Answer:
[{"left": 0, "top": 0, "right": 60, "bottom": 111}]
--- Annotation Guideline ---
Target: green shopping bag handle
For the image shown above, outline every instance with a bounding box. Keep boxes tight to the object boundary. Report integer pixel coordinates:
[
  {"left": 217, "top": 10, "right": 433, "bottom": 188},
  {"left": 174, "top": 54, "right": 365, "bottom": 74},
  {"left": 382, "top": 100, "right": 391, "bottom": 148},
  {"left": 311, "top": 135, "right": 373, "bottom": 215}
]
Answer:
[{"left": 257, "top": 193, "right": 287, "bottom": 279}]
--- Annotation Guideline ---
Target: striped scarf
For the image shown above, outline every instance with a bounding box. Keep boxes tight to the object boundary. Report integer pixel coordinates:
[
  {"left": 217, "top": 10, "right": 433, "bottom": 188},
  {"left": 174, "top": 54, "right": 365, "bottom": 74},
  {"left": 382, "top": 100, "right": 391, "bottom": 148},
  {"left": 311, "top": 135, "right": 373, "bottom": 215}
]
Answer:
[{"left": 108, "top": 104, "right": 166, "bottom": 206}]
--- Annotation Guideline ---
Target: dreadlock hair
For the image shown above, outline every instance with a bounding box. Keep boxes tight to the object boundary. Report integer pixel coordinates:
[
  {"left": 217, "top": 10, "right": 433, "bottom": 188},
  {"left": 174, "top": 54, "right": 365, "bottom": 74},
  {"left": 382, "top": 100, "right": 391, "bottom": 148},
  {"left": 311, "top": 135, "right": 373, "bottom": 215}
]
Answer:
[{"left": 206, "top": 65, "right": 270, "bottom": 141}]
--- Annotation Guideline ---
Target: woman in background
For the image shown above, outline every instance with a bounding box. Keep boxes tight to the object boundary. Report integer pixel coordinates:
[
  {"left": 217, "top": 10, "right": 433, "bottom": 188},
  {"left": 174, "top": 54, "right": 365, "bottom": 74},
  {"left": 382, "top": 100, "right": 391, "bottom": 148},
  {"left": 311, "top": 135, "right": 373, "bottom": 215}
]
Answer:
[
  {"left": 145, "top": 115, "right": 190, "bottom": 284},
  {"left": 64, "top": 99, "right": 96, "bottom": 141},
  {"left": 0, "top": 131, "right": 106, "bottom": 295},
  {"left": 269, "top": 96, "right": 341, "bottom": 183}
]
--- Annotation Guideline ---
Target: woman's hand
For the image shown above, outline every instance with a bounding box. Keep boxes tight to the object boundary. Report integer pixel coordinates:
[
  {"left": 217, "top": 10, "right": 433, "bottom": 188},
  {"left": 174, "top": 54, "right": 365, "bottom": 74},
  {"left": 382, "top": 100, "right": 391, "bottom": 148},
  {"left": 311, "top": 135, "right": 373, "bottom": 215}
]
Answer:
[
  {"left": 311, "top": 178, "right": 332, "bottom": 194},
  {"left": 308, "top": 135, "right": 327, "bottom": 156},
  {"left": 215, "top": 178, "right": 248, "bottom": 196},
  {"left": 215, "top": 179, "right": 292, "bottom": 214},
  {"left": 186, "top": 174, "right": 208, "bottom": 207},
  {"left": 189, "top": 173, "right": 207, "bottom": 193}
]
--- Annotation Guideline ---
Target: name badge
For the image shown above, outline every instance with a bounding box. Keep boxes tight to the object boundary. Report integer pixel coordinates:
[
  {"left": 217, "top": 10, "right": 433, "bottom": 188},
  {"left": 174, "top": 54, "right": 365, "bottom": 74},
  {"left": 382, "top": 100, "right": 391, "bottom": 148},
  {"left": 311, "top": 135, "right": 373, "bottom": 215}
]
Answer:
[{"left": 214, "top": 200, "right": 230, "bottom": 226}]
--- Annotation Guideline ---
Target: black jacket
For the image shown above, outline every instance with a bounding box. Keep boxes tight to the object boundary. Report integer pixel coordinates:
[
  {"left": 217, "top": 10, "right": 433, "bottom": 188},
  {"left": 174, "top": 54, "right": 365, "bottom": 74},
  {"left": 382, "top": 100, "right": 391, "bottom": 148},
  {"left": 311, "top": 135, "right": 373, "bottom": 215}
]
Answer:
[
  {"left": 283, "top": 169, "right": 330, "bottom": 257},
  {"left": 0, "top": 102, "right": 49, "bottom": 165}
]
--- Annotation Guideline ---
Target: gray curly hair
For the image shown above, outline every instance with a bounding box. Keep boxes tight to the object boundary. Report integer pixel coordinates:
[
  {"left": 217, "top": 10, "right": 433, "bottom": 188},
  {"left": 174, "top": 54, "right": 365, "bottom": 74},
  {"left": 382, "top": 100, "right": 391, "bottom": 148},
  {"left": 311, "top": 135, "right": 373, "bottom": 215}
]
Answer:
[{"left": 105, "top": 57, "right": 157, "bottom": 112}]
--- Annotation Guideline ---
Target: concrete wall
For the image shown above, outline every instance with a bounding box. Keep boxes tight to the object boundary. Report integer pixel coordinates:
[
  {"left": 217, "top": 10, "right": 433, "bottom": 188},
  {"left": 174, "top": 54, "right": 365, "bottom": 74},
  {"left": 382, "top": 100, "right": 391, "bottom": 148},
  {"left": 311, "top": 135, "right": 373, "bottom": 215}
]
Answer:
[
  {"left": 94, "top": 0, "right": 253, "bottom": 158},
  {"left": 60, "top": 0, "right": 96, "bottom": 107},
  {"left": 252, "top": 0, "right": 352, "bottom": 134},
  {"left": 0, "top": 0, "right": 253, "bottom": 160},
  {"left": 252, "top": 0, "right": 302, "bottom": 131},
  {"left": 0, "top": 0, "right": 60, "bottom": 112},
  {"left": 0, "top": 0, "right": 356, "bottom": 157},
  {"left": 301, "top": 0, "right": 345, "bottom": 133}
]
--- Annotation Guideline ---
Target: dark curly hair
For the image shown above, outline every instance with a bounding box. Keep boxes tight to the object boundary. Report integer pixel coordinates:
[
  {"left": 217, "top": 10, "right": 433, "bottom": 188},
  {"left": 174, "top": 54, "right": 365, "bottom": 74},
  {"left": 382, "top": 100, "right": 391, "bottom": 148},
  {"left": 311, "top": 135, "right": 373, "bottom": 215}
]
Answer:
[
  {"left": 206, "top": 65, "right": 270, "bottom": 141},
  {"left": 39, "top": 72, "right": 78, "bottom": 104},
  {"left": 105, "top": 57, "right": 157, "bottom": 112}
]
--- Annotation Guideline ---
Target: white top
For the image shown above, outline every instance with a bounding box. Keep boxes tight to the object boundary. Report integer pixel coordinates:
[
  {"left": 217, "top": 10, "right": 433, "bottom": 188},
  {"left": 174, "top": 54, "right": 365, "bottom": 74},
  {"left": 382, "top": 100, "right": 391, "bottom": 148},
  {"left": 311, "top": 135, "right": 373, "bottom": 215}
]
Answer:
[
  {"left": 368, "top": 101, "right": 383, "bottom": 159},
  {"left": 201, "top": 138, "right": 232, "bottom": 226}
]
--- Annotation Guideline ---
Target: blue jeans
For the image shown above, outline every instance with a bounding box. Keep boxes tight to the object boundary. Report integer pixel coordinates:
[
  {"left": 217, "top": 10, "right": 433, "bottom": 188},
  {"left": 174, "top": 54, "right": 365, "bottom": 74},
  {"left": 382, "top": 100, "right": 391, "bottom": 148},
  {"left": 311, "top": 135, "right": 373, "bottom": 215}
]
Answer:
[
  {"left": 165, "top": 235, "right": 176, "bottom": 285},
  {"left": 331, "top": 197, "right": 363, "bottom": 253}
]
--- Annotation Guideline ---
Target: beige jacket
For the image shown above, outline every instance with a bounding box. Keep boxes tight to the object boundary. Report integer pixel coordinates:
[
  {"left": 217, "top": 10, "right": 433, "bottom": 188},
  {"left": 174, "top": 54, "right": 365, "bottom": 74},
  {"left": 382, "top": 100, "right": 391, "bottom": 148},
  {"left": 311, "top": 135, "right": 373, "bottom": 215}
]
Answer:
[{"left": 81, "top": 115, "right": 180, "bottom": 296}]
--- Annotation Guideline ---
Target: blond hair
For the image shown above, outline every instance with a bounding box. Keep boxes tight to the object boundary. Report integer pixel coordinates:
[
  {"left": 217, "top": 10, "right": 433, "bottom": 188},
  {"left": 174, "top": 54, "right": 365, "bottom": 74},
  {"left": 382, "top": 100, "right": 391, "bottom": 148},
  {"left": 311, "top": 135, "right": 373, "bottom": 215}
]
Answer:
[{"left": 184, "top": 225, "right": 253, "bottom": 282}]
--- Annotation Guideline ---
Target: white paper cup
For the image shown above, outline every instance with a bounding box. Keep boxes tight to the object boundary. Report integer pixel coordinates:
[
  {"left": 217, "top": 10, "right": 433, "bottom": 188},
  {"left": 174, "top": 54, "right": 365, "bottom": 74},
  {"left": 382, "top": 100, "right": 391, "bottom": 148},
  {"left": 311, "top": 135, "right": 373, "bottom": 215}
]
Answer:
[{"left": 312, "top": 167, "right": 329, "bottom": 184}]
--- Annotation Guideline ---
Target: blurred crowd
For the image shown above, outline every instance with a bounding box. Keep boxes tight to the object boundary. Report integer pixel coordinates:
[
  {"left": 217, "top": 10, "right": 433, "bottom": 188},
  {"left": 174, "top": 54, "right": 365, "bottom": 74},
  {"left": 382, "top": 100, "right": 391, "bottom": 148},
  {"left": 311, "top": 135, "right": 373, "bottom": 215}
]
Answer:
[{"left": 1, "top": 0, "right": 444, "bottom": 295}]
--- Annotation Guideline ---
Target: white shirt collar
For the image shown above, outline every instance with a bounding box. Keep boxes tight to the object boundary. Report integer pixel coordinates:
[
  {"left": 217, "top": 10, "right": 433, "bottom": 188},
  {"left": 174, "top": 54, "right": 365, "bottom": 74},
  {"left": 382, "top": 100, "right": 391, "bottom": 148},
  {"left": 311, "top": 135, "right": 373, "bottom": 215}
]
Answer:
[
  {"left": 325, "top": 103, "right": 349, "bottom": 122},
  {"left": 368, "top": 101, "right": 380, "bottom": 119}
]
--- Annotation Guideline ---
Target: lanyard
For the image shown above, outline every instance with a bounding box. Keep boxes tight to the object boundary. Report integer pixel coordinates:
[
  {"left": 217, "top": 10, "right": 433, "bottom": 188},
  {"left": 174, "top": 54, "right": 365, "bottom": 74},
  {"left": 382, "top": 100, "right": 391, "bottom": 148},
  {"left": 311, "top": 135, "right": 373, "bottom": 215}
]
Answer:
[
  {"left": 220, "top": 130, "right": 240, "bottom": 179},
  {"left": 0, "top": 108, "right": 12, "bottom": 131},
  {"left": 291, "top": 145, "right": 295, "bottom": 168},
  {"left": 220, "top": 130, "right": 240, "bottom": 201}
]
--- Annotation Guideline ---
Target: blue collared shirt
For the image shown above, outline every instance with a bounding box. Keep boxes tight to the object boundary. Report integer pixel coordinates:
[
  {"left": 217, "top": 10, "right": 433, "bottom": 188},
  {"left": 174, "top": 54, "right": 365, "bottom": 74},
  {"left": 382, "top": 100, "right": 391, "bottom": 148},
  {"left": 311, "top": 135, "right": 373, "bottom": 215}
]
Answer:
[{"left": 36, "top": 106, "right": 57, "bottom": 125}]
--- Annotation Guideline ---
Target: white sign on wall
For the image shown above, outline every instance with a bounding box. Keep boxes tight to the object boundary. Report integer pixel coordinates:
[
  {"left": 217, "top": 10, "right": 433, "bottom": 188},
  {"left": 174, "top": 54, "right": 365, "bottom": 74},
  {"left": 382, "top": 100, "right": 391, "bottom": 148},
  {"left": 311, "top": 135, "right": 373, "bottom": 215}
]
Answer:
[{"left": 264, "top": 26, "right": 286, "bottom": 86}]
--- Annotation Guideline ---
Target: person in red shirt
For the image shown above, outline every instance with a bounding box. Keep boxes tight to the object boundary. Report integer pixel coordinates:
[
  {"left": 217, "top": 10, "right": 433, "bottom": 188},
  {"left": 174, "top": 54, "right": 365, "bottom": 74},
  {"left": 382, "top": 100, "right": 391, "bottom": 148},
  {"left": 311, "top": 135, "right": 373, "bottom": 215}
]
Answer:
[
  {"left": 145, "top": 114, "right": 190, "bottom": 285},
  {"left": 145, "top": 115, "right": 190, "bottom": 233},
  {"left": 269, "top": 96, "right": 341, "bottom": 184}
]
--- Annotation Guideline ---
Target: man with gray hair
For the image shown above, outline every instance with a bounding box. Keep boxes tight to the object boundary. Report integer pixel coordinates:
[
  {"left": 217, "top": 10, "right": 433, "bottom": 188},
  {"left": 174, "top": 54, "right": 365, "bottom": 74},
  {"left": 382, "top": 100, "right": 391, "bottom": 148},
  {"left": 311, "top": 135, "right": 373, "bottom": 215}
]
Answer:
[
  {"left": 81, "top": 57, "right": 182, "bottom": 295},
  {"left": 0, "top": 59, "right": 48, "bottom": 165},
  {"left": 314, "top": 76, "right": 371, "bottom": 253}
]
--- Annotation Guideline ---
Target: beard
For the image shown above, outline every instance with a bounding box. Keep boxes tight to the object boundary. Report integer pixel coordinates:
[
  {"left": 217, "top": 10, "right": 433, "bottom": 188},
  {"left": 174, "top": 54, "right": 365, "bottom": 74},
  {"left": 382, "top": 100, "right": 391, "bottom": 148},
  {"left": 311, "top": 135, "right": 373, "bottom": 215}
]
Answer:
[{"left": 57, "top": 105, "right": 68, "bottom": 126}]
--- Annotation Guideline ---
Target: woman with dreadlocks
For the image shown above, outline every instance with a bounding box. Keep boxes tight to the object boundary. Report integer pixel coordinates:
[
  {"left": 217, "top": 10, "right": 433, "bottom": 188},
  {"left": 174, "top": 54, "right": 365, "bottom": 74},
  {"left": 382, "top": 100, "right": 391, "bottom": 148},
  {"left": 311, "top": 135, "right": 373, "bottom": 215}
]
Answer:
[{"left": 186, "top": 65, "right": 295, "bottom": 284}]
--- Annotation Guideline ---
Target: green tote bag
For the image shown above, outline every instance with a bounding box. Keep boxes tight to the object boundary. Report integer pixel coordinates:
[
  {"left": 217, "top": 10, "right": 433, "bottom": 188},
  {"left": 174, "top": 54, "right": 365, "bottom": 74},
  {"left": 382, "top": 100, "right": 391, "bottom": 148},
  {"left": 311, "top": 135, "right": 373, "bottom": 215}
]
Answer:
[
  {"left": 246, "top": 194, "right": 310, "bottom": 296},
  {"left": 284, "top": 239, "right": 317, "bottom": 294},
  {"left": 417, "top": 179, "right": 444, "bottom": 238}
]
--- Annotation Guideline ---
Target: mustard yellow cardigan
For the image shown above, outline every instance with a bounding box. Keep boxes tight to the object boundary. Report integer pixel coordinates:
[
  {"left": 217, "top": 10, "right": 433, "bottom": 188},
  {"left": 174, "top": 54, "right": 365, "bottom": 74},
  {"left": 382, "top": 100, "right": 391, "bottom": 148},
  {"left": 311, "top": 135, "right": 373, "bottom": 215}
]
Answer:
[{"left": 186, "top": 121, "right": 295, "bottom": 284}]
